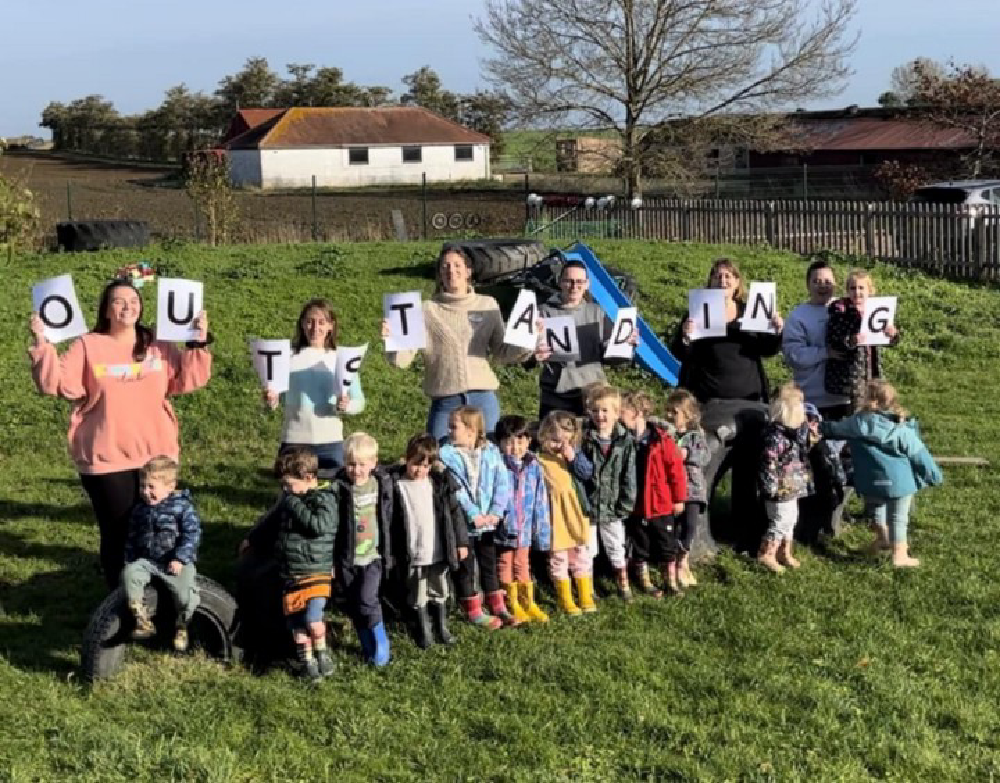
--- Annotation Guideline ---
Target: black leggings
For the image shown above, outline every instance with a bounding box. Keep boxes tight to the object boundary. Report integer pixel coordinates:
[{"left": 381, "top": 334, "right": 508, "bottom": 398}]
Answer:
[
  {"left": 79, "top": 469, "right": 141, "bottom": 589},
  {"left": 627, "top": 515, "right": 679, "bottom": 565},
  {"left": 454, "top": 531, "right": 500, "bottom": 598}
]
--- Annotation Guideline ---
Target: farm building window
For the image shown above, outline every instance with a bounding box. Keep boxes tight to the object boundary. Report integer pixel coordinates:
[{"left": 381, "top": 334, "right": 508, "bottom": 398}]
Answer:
[
  {"left": 349, "top": 147, "right": 369, "bottom": 165},
  {"left": 402, "top": 146, "right": 422, "bottom": 163},
  {"left": 454, "top": 144, "right": 474, "bottom": 162}
]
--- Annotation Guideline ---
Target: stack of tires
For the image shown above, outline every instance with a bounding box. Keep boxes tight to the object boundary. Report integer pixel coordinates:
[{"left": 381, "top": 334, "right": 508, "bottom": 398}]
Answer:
[{"left": 56, "top": 220, "right": 150, "bottom": 252}]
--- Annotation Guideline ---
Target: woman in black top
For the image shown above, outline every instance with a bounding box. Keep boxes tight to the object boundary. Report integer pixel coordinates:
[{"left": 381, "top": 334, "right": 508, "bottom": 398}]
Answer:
[
  {"left": 669, "top": 257, "right": 783, "bottom": 403},
  {"left": 668, "top": 257, "right": 784, "bottom": 554}
]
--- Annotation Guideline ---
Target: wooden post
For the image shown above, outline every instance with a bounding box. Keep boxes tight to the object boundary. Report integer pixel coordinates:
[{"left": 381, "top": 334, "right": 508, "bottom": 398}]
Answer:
[
  {"left": 421, "top": 172, "right": 428, "bottom": 241},
  {"left": 66, "top": 182, "right": 73, "bottom": 221},
  {"left": 311, "top": 175, "right": 319, "bottom": 242},
  {"left": 765, "top": 201, "right": 775, "bottom": 246},
  {"left": 975, "top": 213, "right": 987, "bottom": 276},
  {"left": 864, "top": 202, "right": 874, "bottom": 259}
]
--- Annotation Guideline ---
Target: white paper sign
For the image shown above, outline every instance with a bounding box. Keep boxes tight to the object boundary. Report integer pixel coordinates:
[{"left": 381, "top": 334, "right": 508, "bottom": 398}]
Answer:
[
  {"left": 503, "top": 289, "right": 539, "bottom": 350},
  {"left": 32, "top": 274, "right": 88, "bottom": 343},
  {"left": 861, "top": 296, "right": 898, "bottom": 347},
  {"left": 336, "top": 343, "right": 369, "bottom": 393},
  {"left": 383, "top": 291, "right": 426, "bottom": 351},
  {"left": 740, "top": 282, "right": 778, "bottom": 333},
  {"left": 156, "top": 278, "right": 203, "bottom": 342},
  {"left": 604, "top": 307, "right": 638, "bottom": 360},
  {"left": 542, "top": 316, "right": 580, "bottom": 360},
  {"left": 688, "top": 289, "right": 727, "bottom": 340},
  {"left": 250, "top": 339, "right": 291, "bottom": 393}
]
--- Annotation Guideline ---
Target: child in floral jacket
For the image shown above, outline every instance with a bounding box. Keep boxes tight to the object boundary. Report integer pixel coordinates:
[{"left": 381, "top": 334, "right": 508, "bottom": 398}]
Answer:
[{"left": 758, "top": 383, "right": 816, "bottom": 573}]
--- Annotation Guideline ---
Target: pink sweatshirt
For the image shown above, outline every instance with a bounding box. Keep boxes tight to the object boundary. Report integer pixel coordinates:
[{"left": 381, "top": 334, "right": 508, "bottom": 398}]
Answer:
[{"left": 30, "top": 333, "right": 212, "bottom": 475}]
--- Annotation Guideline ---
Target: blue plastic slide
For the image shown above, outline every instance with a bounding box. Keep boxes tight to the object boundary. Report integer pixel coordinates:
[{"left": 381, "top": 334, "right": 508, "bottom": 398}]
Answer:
[{"left": 563, "top": 242, "right": 680, "bottom": 386}]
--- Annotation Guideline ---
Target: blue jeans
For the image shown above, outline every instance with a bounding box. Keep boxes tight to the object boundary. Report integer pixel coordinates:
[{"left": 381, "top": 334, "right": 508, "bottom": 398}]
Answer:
[
  {"left": 279, "top": 442, "right": 343, "bottom": 472},
  {"left": 865, "top": 494, "right": 913, "bottom": 544},
  {"left": 426, "top": 391, "right": 501, "bottom": 442}
]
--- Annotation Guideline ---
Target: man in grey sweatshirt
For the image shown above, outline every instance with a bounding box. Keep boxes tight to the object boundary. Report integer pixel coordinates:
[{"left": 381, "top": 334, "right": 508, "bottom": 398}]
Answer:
[{"left": 782, "top": 259, "right": 851, "bottom": 421}]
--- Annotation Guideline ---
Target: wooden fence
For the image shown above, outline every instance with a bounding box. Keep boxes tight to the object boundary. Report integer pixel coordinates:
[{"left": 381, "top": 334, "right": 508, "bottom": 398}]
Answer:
[{"left": 525, "top": 199, "right": 1000, "bottom": 280}]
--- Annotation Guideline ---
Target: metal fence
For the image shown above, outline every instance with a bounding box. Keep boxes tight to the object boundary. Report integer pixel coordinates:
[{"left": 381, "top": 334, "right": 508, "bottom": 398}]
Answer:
[{"left": 526, "top": 199, "right": 1000, "bottom": 280}]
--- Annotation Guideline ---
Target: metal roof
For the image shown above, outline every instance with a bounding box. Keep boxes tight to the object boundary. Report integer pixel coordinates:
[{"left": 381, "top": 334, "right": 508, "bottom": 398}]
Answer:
[
  {"left": 225, "top": 107, "right": 491, "bottom": 149},
  {"left": 789, "top": 117, "right": 977, "bottom": 151}
]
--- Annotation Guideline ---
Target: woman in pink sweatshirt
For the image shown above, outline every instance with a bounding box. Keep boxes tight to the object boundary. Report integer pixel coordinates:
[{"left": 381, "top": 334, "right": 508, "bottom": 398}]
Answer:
[{"left": 29, "top": 279, "right": 212, "bottom": 588}]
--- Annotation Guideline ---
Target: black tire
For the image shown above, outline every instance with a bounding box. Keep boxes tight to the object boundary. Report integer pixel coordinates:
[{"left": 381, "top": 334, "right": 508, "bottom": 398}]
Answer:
[
  {"left": 80, "top": 574, "right": 238, "bottom": 683},
  {"left": 448, "top": 239, "right": 549, "bottom": 283},
  {"left": 56, "top": 220, "right": 150, "bottom": 252},
  {"left": 603, "top": 264, "right": 639, "bottom": 303}
]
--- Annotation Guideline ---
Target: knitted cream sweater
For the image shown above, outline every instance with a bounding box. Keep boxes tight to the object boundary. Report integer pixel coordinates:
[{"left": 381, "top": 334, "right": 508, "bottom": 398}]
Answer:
[{"left": 388, "top": 290, "right": 528, "bottom": 398}]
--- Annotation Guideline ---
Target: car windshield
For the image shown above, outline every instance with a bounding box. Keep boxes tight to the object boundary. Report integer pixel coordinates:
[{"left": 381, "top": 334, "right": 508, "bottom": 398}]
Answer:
[{"left": 912, "top": 188, "right": 974, "bottom": 205}]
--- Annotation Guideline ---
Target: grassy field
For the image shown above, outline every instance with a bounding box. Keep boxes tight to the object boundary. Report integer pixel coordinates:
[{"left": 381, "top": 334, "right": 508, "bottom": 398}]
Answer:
[{"left": 1, "top": 240, "right": 999, "bottom": 782}]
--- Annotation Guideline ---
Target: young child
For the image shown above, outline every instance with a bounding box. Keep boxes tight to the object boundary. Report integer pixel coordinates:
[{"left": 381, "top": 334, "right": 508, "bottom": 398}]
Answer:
[
  {"left": 266, "top": 298, "right": 365, "bottom": 471},
  {"left": 495, "top": 415, "right": 552, "bottom": 623},
  {"left": 821, "top": 380, "right": 942, "bottom": 568},
  {"left": 439, "top": 406, "right": 512, "bottom": 629},
  {"left": 536, "top": 411, "right": 596, "bottom": 615},
  {"left": 758, "top": 383, "right": 816, "bottom": 573},
  {"left": 663, "top": 390, "right": 712, "bottom": 587},
  {"left": 332, "top": 432, "right": 394, "bottom": 665},
  {"left": 389, "top": 434, "right": 469, "bottom": 648},
  {"left": 254, "top": 448, "right": 337, "bottom": 680},
  {"left": 123, "top": 456, "right": 202, "bottom": 652},
  {"left": 620, "top": 392, "right": 687, "bottom": 596},
  {"left": 826, "top": 269, "right": 900, "bottom": 412},
  {"left": 580, "top": 384, "right": 637, "bottom": 600}
]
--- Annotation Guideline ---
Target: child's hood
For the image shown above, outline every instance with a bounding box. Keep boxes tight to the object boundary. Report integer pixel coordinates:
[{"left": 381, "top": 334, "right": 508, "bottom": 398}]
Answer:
[{"left": 851, "top": 412, "right": 920, "bottom": 456}]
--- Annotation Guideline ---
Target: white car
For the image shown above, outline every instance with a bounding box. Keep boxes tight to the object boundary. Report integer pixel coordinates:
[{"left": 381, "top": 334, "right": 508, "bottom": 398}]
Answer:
[{"left": 911, "top": 180, "right": 1000, "bottom": 214}]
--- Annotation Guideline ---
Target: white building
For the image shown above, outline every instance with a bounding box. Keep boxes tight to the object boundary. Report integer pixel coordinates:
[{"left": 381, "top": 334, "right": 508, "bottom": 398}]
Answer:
[{"left": 224, "top": 107, "right": 491, "bottom": 189}]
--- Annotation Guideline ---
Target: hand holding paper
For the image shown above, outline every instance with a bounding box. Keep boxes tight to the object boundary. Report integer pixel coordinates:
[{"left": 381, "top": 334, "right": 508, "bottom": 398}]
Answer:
[
  {"left": 31, "top": 274, "right": 88, "bottom": 344},
  {"left": 687, "top": 289, "right": 727, "bottom": 340},
  {"left": 383, "top": 292, "right": 426, "bottom": 351}
]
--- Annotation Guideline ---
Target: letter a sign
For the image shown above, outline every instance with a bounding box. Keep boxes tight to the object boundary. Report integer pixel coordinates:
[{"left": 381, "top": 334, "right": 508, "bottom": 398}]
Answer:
[
  {"left": 157, "top": 278, "right": 204, "bottom": 341},
  {"left": 503, "top": 289, "right": 538, "bottom": 350}
]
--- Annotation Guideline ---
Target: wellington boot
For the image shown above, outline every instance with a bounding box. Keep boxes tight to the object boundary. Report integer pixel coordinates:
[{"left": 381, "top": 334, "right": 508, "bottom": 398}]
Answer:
[
  {"left": 554, "top": 578, "right": 582, "bottom": 616},
  {"left": 519, "top": 581, "right": 549, "bottom": 622},
  {"left": 460, "top": 595, "right": 502, "bottom": 630},
  {"left": 615, "top": 567, "right": 634, "bottom": 603},
  {"left": 868, "top": 523, "right": 892, "bottom": 556},
  {"left": 505, "top": 583, "right": 531, "bottom": 624},
  {"left": 575, "top": 576, "right": 597, "bottom": 613},
  {"left": 635, "top": 562, "right": 663, "bottom": 598},
  {"left": 486, "top": 589, "right": 521, "bottom": 627}
]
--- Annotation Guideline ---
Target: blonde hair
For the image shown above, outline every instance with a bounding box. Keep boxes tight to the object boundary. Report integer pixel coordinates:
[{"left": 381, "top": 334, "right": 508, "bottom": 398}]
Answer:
[
  {"left": 862, "top": 380, "right": 908, "bottom": 419},
  {"left": 141, "top": 455, "right": 178, "bottom": 483},
  {"left": 585, "top": 383, "right": 621, "bottom": 412},
  {"left": 621, "top": 390, "right": 655, "bottom": 417},
  {"left": 538, "top": 411, "right": 582, "bottom": 450},
  {"left": 450, "top": 405, "right": 487, "bottom": 448},
  {"left": 846, "top": 268, "right": 876, "bottom": 295},
  {"left": 664, "top": 389, "right": 702, "bottom": 431},
  {"left": 344, "top": 431, "right": 379, "bottom": 462},
  {"left": 708, "top": 257, "right": 748, "bottom": 305},
  {"left": 769, "top": 383, "right": 806, "bottom": 428}
]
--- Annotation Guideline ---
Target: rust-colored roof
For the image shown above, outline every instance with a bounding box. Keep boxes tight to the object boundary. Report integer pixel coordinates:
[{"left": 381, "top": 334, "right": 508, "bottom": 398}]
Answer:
[
  {"left": 219, "top": 108, "right": 285, "bottom": 146},
  {"left": 225, "top": 107, "right": 490, "bottom": 149},
  {"left": 789, "top": 117, "right": 976, "bottom": 151}
]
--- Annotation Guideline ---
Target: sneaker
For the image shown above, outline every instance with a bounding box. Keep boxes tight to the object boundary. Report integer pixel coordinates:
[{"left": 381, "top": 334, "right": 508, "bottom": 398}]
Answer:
[
  {"left": 130, "top": 601, "right": 155, "bottom": 640},
  {"left": 299, "top": 657, "right": 322, "bottom": 682},
  {"left": 173, "top": 626, "right": 189, "bottom": 653},
  {"left": 315, "top": 649, "right": 335, "bottom": 677}
]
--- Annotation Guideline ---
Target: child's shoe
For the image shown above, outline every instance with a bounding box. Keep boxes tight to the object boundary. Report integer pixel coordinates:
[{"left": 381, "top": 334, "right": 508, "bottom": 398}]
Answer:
[
  {"left": 486, "top": 590, "right": 521, "bottom": 627},
  {"left": 868, "top": 523, "right": 892, "bottom": 556},
  {"left": 519, "top": 581, "right": 549, "bottom": 622},
  {"left": 615, "top": 568, "right": 634, "bottom": 602},
  {"left": 315, "top": 648, "right": 336, "bottom": 677},
  {"left": 575, "top": 576, "right": 598, "bottom": 613},
  {"left": 505, "top": 583, "right": 531, "bottom": 624},
  {"left": 677, "top": 555, "right": 698, "bottom": 587},
  {"left": 661, "top": 562, "right": 684, "bottom": 595},
  {"left": 295, "top": 643, "right": 321, "bottom": 682},
  {"left": 635, "top": 562, "right": 662, "bottom": 598},
  {"left": 757, "top": 539, "right": 785, "bottom": 573},
  {"left": 891, "top": 543, "right": 921, "bottom": 568},
  {"left": 554, "top": 579, "right": 582, "bottom": 616},
  {"left": 460, "top": 595, "right": 502, "bottom": 630},
  {"left": 172, "top": 624, "right": 189, "bottom": 653},
  {"left": 370, "top": 622, "right": 391, "bottom": 667},
  {"left": 777, "top": 538, "right": 801, "bottom": 569},
  {"left": 412, "top": 604, "right": 435, "bottom": 649},
  {"left": 129, "top": 600, "right": 155, "bottom": 640},
  {"left": 428, "top": 600, "right": 457, "bottom": 644}
]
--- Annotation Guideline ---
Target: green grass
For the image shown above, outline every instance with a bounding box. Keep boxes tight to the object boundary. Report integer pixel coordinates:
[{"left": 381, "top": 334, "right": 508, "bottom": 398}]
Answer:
[{"left": 2, "top": 241, "right": 1000, "bottom": 782}]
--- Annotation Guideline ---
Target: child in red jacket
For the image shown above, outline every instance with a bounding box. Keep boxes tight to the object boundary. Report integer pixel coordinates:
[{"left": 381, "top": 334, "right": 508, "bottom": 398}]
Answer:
[{"left": 620, "top": 392, "right": 688, "bottom": 596}]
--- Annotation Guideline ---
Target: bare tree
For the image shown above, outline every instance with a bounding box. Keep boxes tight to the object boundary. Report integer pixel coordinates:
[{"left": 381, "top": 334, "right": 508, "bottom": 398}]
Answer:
[
  {"left": 476, "top": 0, "right": 857, "bottom": 195},
  {"left": 888, "top": 57, "right": 946, "bottom": 106}
]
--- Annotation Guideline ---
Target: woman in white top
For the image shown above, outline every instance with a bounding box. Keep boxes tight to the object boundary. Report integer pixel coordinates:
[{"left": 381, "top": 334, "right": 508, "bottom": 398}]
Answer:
[{"left": 265, "top": 299, "right": 364, "bottom": 471}]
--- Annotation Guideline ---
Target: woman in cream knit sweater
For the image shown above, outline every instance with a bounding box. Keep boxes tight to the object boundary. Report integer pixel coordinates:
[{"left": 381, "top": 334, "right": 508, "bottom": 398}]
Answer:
[{"left": 383, "top": 246, "right": 532, "bottom": 440}]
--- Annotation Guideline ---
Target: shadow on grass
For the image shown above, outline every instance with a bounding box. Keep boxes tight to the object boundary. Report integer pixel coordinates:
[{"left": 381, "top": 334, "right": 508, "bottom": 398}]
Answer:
[
  {"left": 378, "top": 261, "right": 437, "bottom": 280},
  {"left": 0, "top": 498, "right": 95, "bottom": 525}
]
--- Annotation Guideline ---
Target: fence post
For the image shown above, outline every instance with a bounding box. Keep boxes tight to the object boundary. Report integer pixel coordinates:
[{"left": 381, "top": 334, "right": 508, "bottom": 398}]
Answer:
[
  {"left": 976, "top": 213, "right": 988, "bottom": 275},
  {"left": 523, "top": 172, "right": 531, "bottom": 230},
  {"left": 311, "top": 175, "right": 319, "bottom": 241},
  {"left": 192, "top": 199, "right": 201, "bottom": 243},
  {"left": 715, "top": 168, "right": 721, "bottom": 198},
  {"left": 421, "top": 172, "right": 428, "bottom": 241},
  {"left": 682, "top": 202, "right": 691, "bottom": 242},
  {"left": 802, "top": 163, "right": 809, "bottom": 199},
  {"left": 864, "top": 202, "right": 874, "bottom": 258},
  {"left": 765, "top": 201, "right": 776, "bottom": 246},
  {"left": 66, "top": 182, "right": 73, "bottom": 221}
]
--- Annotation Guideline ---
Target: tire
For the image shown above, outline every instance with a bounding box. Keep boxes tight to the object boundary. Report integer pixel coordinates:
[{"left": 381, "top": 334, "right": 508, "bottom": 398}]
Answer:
[
  {"left": 80, "top": 574, "right": 238, "bottom": 683},
  {"left": 603, "top": 264, "right": 639, "bottom": 302},
  {"left": 56, "top": 220, "right": 151, "bottom": 252},
  {"left": 448, "top": 239, "right": 549, "bottom": 283}
]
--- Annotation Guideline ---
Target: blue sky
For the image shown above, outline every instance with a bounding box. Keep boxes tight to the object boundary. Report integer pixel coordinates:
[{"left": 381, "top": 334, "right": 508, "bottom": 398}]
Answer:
[{"left": 2, "top": 0, "right": 998, "bottom": 138}]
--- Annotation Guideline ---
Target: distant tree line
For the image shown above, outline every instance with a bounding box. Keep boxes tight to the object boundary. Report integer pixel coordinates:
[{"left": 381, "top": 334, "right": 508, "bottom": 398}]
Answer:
[{"left": 39, "top": 59, "right": 510, "bottom": 162}]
